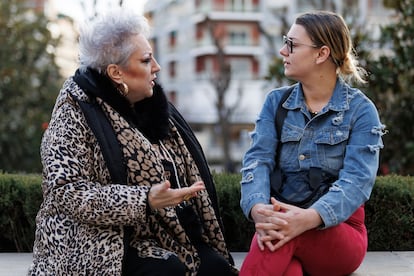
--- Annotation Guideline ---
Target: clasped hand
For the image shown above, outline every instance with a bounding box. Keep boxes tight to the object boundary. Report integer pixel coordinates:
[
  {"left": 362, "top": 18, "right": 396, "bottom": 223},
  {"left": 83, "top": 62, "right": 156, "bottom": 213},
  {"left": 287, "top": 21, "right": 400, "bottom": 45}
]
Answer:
[
  {"left": 251, "top": 197, "right": 322, "bottom": 252},
  {"left": 148, "top": 180, "right": 205, "bottom": 210}
]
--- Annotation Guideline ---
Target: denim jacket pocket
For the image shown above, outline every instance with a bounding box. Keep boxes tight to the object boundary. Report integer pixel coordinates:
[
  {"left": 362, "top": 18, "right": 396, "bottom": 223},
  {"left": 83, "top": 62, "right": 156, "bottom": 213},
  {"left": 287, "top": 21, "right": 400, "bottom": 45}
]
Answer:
[
  {"left": 280, "top": 123, "right": 304, "bottom": 168},
  {"left": 315, "top": 126, "right": 350, "bottom": 170},
  {"left": 281, "top": 122, "right": 304, "bottom": 142}
]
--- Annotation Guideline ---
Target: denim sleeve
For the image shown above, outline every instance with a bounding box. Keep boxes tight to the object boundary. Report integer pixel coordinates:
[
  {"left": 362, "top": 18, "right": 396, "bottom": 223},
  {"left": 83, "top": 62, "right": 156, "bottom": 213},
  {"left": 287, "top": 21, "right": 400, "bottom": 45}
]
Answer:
[
  {"left": 312, "top": 96, "right": 386, "bottom": 228},
  {"left": 240, "top": 90, "right": 281, "bottom": 219}
]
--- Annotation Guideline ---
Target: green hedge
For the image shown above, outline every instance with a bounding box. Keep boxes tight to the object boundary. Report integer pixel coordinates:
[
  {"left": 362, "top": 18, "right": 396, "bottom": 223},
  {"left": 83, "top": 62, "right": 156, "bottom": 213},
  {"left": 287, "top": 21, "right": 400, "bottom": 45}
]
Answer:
[
  {"left": 0, "top": 174, "right": 42, "bottom": 252},
  {"left": 364, "top": 175, "right": 414, "bottom": 250},
  {"left": 214, "top": 173, "right": 414, "bottom": 251},
  {"left": 0, "top": 173, "right": 413, "bottom": 252}
]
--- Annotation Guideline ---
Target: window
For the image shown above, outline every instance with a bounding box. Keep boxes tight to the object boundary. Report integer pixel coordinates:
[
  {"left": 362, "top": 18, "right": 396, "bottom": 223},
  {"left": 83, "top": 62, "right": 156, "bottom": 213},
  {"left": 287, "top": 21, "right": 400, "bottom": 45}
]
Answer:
[
  {"left": 229, "top": 31, "right": 247, "bottom": 45},
  {"left": 169, "top": 31, "right": 177, "bottom": 47},
  {"left": 231, "top": 0, "right": 246, "bottom": 11},
  {"left": 169, "top": 61, "right": 176, "bottom": 78}
]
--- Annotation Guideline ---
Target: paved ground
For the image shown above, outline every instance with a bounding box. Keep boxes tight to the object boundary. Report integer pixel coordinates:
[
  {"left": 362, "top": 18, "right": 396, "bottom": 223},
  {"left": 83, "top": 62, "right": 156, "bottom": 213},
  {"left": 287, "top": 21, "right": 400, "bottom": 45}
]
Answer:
[{"left": 1, "top": 251, "right": 413, "bottom": 275}]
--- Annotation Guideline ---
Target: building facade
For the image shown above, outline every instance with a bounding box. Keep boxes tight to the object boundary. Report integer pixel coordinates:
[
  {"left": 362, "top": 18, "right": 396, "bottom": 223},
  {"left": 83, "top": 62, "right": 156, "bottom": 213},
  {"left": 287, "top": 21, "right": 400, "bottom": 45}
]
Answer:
[{"left": 146, "top": 0, "right": 392, "bottom": 169}]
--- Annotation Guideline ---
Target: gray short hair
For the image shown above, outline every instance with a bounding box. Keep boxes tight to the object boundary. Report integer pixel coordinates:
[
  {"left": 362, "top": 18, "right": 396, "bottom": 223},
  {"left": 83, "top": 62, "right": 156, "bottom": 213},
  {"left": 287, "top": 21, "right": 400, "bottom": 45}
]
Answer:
[{"left": 78, "top": 8, "right": 150, "bottom": 73}]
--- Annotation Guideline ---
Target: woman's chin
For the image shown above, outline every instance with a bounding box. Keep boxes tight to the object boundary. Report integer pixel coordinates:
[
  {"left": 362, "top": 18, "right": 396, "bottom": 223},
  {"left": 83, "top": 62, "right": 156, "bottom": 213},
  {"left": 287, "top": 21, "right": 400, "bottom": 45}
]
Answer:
[{"left": 147, "top": 89, "right": 154, "bottom": 98}]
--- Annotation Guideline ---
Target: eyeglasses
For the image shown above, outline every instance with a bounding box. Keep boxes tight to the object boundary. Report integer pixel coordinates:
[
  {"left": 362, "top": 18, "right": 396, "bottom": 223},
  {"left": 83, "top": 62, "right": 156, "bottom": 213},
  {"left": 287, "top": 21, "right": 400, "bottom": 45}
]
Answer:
[{"left": 283, "top": 35, "right": 319, "bottom": 54}]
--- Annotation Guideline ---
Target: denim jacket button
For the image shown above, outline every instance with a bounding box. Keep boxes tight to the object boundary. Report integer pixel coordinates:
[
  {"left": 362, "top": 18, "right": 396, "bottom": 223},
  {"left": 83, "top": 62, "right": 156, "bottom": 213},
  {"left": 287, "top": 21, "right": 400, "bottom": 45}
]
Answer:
[{"left": 299, "top": 154, "right": 306, "bottom": 160}]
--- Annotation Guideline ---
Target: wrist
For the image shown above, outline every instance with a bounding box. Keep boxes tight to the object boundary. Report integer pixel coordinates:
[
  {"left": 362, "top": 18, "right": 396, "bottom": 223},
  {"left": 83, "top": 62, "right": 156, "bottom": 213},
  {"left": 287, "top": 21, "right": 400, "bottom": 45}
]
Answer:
[
  {"left": 250, "top": 203, "right": 265, "bottom": 222},
  {"left": 147, "top": 188, "right": 156, "bottom": 210},
  {"left": 307, "top": 208, "right": 323, "bottom": 229}
]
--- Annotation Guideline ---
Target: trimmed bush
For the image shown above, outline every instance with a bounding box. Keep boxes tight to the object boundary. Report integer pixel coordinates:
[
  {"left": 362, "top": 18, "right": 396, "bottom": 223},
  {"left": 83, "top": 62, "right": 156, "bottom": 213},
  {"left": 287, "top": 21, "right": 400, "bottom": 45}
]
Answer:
[
  {"left": 213, "top": 173, "right": 255, "bottom": 251},
  {"left": 365, "top": 175, "right": 414, "bottom": 250},
  {"left": 0, "top": 174, "right": 42, "bottom": 252},
  {"left": 0, "top": 173, "right": 413, "bottom": 252},
  {"left": 214, "top": 173, "right": 414, "bottom": 252}
]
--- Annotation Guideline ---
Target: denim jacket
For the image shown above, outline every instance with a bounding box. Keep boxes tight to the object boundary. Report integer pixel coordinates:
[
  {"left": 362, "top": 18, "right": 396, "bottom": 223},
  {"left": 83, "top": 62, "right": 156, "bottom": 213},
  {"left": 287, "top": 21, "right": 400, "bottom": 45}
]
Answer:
[{"left": 240, "top": 79, "right": 385, "bottom": 228}]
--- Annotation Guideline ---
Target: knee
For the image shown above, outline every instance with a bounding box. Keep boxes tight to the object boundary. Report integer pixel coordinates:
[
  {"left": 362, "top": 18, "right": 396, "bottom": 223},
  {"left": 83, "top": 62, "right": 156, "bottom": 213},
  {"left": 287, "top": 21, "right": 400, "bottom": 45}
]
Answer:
[{"left": 284, "top": 258, "right": 303, "bottom": 276}]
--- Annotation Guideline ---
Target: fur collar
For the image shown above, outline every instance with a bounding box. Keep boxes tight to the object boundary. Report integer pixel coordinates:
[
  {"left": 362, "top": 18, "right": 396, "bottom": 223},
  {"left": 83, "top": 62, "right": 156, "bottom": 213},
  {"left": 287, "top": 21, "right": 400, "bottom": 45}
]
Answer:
[{"left": 73, "top": 68, "right": 170, "bottom": 143}]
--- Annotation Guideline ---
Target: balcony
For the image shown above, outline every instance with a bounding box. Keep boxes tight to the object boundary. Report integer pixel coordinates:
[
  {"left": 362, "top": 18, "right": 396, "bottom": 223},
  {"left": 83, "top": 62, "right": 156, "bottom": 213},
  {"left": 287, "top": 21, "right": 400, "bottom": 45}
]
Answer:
[{"left": 195, "top": 1, "right": 260, "bottom": 13}]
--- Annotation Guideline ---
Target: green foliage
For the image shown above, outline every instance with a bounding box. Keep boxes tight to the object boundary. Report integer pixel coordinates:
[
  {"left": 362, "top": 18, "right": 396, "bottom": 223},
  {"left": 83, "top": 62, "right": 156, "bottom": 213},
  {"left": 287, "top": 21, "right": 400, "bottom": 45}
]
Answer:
[
  {"left": 1, "top": 173, "right": 413, "bottom": 252},
  {"left": 363, "top": 0, "right": 414, "bottom": 174},
  {"left": 213, "top": 173, "right": 255, "bottom": 251},
  {"left": 0, "top": 173, "right": 43, "bottom": 252},
  {"left": 214, "top": 173, "right": 414, "bottom": 251},
  {"left": 365, "top": 175, "right": 414, "bottom": 250},
  {"left": 0, "top": 0, "right": 63, "bottom": 173}
]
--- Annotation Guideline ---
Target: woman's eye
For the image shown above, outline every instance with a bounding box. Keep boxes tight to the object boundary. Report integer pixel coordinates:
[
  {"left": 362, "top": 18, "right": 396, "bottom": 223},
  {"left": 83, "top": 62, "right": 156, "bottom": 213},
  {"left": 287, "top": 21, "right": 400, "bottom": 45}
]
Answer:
[{"left": 142, "top": 58, "right": 151, "bottom": 64}]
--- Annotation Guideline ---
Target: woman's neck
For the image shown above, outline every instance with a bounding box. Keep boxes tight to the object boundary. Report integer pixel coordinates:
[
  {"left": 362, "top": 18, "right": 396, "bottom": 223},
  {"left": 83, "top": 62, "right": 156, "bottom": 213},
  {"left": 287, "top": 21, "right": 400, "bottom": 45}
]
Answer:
[{"left": 301, "top": 75, "right": 337, "bottom": 114}]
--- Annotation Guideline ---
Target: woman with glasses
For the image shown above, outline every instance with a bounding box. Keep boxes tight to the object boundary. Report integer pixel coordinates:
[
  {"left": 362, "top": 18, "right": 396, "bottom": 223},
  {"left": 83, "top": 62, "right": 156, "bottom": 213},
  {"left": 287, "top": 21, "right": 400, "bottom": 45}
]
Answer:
[
  {"left": 239, "top": 11, "right": 385, "bottom": 276},
  {"left": 28, "top": 9, "right": 237, "bottom": 276}
]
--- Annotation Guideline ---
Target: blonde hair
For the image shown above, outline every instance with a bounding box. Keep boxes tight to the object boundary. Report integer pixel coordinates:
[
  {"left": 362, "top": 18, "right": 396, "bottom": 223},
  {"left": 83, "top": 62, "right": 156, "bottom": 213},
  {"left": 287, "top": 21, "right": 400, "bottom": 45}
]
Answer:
[{"left": 296, "top": 11, "right": 367, "bottom": 84}]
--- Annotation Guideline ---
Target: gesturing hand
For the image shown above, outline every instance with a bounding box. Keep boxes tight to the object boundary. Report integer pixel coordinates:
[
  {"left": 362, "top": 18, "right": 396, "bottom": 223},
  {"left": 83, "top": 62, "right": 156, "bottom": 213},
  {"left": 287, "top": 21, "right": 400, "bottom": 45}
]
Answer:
[{"left": 148, "top": 180, "right": 205, "bottom": 210}]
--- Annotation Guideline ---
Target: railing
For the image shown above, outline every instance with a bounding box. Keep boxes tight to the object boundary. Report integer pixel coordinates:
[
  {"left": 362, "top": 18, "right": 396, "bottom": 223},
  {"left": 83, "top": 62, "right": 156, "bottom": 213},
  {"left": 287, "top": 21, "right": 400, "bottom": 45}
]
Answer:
[{"left": 196, "top": 3, "right": 260, "bottom": 13}]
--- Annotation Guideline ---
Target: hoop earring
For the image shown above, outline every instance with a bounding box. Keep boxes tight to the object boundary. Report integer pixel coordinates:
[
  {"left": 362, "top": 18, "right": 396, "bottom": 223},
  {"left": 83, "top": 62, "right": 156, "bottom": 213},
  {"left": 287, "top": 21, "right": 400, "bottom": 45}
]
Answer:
[{"left": 117, "top": 82, "right": 129, "bottom": 96}]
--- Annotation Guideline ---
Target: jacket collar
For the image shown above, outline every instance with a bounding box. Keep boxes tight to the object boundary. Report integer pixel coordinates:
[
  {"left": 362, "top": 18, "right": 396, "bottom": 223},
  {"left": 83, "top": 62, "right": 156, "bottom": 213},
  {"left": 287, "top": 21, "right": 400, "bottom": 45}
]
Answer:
[
  {"left": 73, "top": 68, "right": 170, "bottom": 143},
  {"left": 284, "top": 78, "right": 351, "bottom": 112}
]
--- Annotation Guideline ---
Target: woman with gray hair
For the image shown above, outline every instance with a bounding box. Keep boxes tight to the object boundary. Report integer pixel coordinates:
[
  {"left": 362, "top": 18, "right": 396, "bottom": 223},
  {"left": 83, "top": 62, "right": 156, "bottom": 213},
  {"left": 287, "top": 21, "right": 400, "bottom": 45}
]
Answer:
[{"left": 29, "top": 9, "right": 236, "bottom": 276}]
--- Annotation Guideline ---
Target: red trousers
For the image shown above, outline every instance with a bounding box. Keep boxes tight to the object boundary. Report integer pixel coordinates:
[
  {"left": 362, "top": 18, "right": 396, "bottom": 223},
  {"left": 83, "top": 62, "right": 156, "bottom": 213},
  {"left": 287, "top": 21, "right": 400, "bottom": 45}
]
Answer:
[{"left": 240, "top": 206, "right": 367, "bottom": 276}]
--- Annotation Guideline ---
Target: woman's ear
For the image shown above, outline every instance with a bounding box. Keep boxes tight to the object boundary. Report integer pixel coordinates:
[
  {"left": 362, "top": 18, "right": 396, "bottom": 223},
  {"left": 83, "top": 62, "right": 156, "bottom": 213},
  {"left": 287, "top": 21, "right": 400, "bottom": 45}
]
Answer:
[
  {"left": 316, "top": 45, "right": 331, "bottom": 64},
  {"left": 106, "top": 64, "right": 123, "bottom": 84}
]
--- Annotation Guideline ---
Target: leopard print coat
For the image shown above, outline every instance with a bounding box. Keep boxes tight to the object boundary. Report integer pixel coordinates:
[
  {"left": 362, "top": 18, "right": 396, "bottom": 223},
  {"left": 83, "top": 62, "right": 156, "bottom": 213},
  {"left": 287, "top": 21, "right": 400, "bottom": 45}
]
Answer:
[{"left": 28, "top": 74, "right": 237, "bottom": 275}]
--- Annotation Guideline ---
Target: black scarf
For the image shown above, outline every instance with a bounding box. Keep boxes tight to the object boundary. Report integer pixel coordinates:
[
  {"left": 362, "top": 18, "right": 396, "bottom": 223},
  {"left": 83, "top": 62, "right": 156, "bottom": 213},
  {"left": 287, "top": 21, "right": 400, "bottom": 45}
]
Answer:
[
  {"left": 72, "top": 69, "right": 230, "bottom": 259},
  {"left": 73, "top": 68, "right": 170, "bottom": 143}
]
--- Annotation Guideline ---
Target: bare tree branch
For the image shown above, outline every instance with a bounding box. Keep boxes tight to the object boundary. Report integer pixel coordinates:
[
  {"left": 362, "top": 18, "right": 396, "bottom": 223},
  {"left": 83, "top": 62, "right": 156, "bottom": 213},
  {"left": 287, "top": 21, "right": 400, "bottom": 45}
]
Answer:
[{"left": 204, "top": 14, "right": 238, "bottom": 172}]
